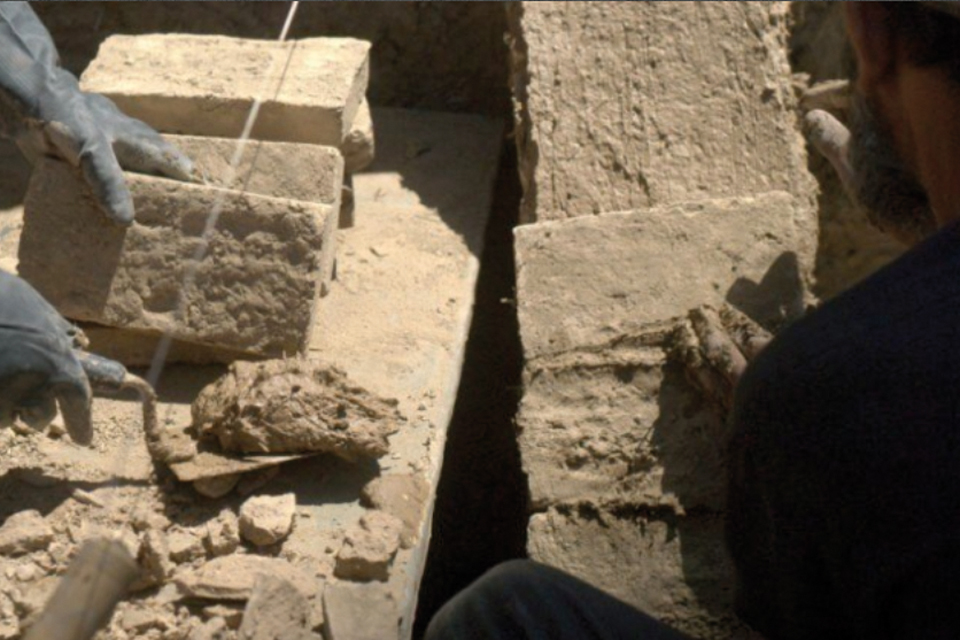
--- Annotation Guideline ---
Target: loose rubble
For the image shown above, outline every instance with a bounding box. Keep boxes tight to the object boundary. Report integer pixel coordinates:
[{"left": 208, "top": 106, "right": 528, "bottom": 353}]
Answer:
[
  {"left": 193, "top": 474, "right": 241, "bottom": 499},
  {"left": 238, "top": 574, "right": 311, "bottom": 640},
  {"left": 0, "top": 512, "right": 53, "bottom": 557},
  {"left": 204, "top": 511, "right": 241, "bottom": 558},
  {"left": 135, "top": 530, "right": 175, "bottom": 591},
  {"left": 167, "top": 528, "right": 206, "bottom": 564},
  {"left": 174, "top": 555, "right": 314, "bottom": 601},
  {"left": 323, "top": 582, "right": 399, "bottom": 640},
  {"left": 361, "top": 474, "right": 428, "bottom": 549},
  {"left": 334, "top": 511, "right": 403, "bottom": 582}
]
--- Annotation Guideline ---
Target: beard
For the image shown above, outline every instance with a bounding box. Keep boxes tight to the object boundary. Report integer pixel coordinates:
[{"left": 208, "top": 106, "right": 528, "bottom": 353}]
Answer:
[{"left": 847, "top": 92, "right": 937, "bottom": 244}]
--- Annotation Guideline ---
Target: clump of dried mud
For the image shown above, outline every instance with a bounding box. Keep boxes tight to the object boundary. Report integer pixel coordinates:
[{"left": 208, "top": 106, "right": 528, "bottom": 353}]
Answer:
[{"left": 192, "top": 359, "right": 403, "bottom": 460}]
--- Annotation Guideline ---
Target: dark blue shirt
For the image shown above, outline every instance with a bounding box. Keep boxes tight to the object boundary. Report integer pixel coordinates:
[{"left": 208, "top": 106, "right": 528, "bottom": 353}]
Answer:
[{"left": 728, "top": 221, "right": 960, "bottom": 639}]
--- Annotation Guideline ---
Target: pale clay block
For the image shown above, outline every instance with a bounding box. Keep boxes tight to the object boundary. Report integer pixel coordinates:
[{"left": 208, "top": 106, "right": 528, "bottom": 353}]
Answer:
[{"left": 81, "top": 34, "right": 370, "bottom": 147}]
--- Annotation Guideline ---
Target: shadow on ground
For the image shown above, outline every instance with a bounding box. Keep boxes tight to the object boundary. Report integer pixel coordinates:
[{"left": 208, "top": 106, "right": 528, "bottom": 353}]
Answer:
[{"left": 413, "top": 142, "right": 528, "bottom": 637}]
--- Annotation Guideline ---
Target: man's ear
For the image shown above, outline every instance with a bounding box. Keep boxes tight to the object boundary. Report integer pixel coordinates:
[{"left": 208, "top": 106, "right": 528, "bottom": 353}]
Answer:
[{"left": 844, "top": 2, "right": 897, "bottom": 91}]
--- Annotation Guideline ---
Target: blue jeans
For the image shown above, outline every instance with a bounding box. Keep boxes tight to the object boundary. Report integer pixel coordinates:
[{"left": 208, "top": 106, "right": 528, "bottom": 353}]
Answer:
[{"left": 425, "top": 560, "right": 692, "bottom": 640}]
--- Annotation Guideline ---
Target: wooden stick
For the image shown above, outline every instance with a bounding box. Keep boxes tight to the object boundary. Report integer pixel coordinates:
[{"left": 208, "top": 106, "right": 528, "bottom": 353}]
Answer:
[{"left": 24, "top": 538, "right": 138, "bottom": 640}]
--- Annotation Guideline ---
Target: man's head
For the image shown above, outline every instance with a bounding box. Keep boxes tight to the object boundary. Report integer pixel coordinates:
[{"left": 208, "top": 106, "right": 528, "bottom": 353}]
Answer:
[{"left": 844, "top": 2, "right": 960, "bottom": 244}]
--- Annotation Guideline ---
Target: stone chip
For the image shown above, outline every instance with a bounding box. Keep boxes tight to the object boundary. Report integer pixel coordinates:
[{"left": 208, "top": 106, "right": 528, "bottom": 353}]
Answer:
[
  {"left": 238, "top": 574, "right": 311, "bottom": 640},
  {"left": 0, "top": 511, "right": 53, "bottom": 557},
  {"left": 323, "top": 582, "right": 398, "bottom": 640},
  {"left": 334, "top": 511, "right": 402, "bottom": 582},
  {"left": 360, "top": 474, "right": 428, "bottom": 549},
  {"left": 239, "top": 493, "right": 296, "bottom": 547},
  {"left": 174, "top": 555, "right": 315, "bottom": 601}
]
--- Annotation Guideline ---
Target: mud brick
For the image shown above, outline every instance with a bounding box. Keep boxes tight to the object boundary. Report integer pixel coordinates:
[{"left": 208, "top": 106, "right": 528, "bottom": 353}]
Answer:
[
  {"left": 81, "top": 34, "right": 370, "bottom": 147},
  {"left": 19, "top": 158, "right": 336, "bottom": 357}
]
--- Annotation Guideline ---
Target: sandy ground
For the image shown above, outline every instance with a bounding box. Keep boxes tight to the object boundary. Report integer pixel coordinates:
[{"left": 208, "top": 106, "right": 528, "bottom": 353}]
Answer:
[{"left": 0, "top": 106, "right": 502, "bottom": 639}]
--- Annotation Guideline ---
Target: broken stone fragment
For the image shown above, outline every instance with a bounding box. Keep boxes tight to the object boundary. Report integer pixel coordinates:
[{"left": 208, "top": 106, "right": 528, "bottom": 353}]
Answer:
[
  {"left": 323, "top": 582, "right": 399, "bottom": 640},
  {"left": 193, "top": 474, "right": 241, "bottom": 500},
  {"left": 167, "top": 528, "right": 206, "bottom": 564},
  {"left": 134, "top": 530, "right": 175, "bottom": 591},
  {"left": 9, "top": 574, "right": 57, "bottom": 625},
  {"left": 239, "top": 493, "right": 296, "bottom": 547},
  {"left": 238, "top": 574, "right": 311, "bottom": 640},
  {"left": 361, "top": 474, "right": 428, "bottom": 549},
  {"left": 342, "top": 98, "right": 375, "bottom": 174},
  {"left": 204, "top": 511, "right": 240, "bottom": 558},
  {"left": 192, "top": 359, "right": 403, "bottom": 459},
  {"left": 130, "top": 505, "right": 171, "bottom": 533},
  {"left": 188, "top": 615, "right": 228, "bottom": 640},
  {"left": 202, "top": 603, "right": 243, "bottom": 630},
  {"left": 120, "top": 605, "right": 175, "bottom": 634},
  {"left": 334, "top": 511, "right": 403, "bottom": 582},
  {"left": 0, "top": 616, "right": 16, "bottom": 640},
  {"left": 0, "top": 511, "right": 53, "bottom": 557},
  {"left": 174, "top": 555, "right": 315, "bottom": 601}
]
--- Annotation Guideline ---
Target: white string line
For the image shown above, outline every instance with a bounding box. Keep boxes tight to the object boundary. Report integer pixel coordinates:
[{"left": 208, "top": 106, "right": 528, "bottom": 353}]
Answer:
[
  {"left": 147, "top": 0, "right": 300, "bottom": 388},
  {"left": 101, "top": 1, "right": 300, "bottom": 524}
]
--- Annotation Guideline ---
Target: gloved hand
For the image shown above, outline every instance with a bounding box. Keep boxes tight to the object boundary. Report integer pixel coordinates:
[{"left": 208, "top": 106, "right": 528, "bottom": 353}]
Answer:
[
  {"left": 0, "top": 270, "right": 93, "bottom": 445},
  {"left": 0, "top": 2, "right": 193, "bottom": 225}
]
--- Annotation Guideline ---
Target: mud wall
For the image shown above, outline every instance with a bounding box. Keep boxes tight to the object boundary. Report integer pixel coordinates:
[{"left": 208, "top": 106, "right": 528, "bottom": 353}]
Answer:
[{"left": 508, "top": 3, "right": 818, "bottom": 636}]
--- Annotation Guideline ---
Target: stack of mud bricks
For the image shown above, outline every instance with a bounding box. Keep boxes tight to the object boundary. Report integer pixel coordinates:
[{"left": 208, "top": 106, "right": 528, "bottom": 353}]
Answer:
[
  {"left": 508, "top": 3, "right": 819, "bottom": 638},
  {"left": 18, "top": 35, "right": 375, "bottom": 363}
]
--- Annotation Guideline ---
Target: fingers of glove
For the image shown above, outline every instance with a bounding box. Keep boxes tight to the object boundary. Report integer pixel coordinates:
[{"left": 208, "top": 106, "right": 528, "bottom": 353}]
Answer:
[
  {"left": 84, "top": 93, "right": 195, "bottom": 181},
  {"left": 113, "top": 134, "right": 195, "bottom": 182},
  {"left": 42, "top": 119, "right": 83, "bottom": 165},
  {"left": 717, "top": 305, "right": 773, "bottom": 361},
  {"left": 675, "top": 323, "right": 735, "bottom": 414},
  {"left": 78, "top": 135, "right": 135, "bottom": 226},
  {"left": 688, "top": 305, "right": 749, "bottom": 385},
  {"left": 52, "top": 377, "right": 93, "bottom": 445}
]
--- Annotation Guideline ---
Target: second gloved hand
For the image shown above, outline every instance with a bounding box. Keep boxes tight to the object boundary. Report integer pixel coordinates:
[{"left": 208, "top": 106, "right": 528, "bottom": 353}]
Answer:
[{"left": 0, "top": 270, "right": 94, "bottom": 445}]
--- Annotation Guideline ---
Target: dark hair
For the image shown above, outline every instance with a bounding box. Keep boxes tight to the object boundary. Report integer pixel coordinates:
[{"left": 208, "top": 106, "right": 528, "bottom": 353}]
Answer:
[{"left": 890, "top": 3, "right": 960, "bottom": 84}]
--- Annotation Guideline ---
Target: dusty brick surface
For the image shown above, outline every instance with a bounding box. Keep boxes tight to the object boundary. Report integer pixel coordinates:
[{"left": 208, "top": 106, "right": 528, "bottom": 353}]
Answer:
[
  {"left": 515, "top": 191, "right": 813, "bottom": 361},
  {"left": 19, "top": 158, "right": 336, "bottom": 357},
  {"left": 528, "top": 508, "right": 744, "bottom": 640},
  {"left": 509, "top": 2, "right": 814, "bottom": 223},
  {"left": 171, "top": 135, "right": 343, "bottom": 208},
  {"left": 166, "top": 134, "right": 342, "bottom": 296},
  {"left": 81, "top": 35, "right": 370, "bottom": 146}
]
